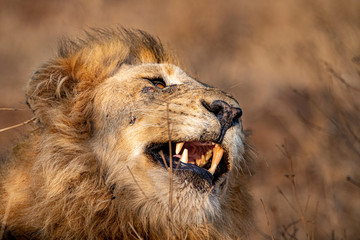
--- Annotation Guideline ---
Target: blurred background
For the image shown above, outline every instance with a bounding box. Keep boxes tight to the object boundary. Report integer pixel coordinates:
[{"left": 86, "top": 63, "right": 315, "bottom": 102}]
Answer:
[{"left": 0, "top": 0, "right": 359, "bottom": 239}]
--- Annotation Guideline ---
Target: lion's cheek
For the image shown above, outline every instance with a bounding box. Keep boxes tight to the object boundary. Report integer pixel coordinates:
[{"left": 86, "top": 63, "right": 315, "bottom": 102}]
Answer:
[{"left": 127, "top": 160, "right": 171, "bottom": 206}]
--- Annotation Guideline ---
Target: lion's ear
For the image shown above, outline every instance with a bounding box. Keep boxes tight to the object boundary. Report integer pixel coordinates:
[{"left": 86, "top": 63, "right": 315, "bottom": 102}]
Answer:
[
  {"left": 25, "top": 53, "right": 83, "bottom": 125},
  {"left": 26, "top": 39, "right": 127, "bottom": 128}
]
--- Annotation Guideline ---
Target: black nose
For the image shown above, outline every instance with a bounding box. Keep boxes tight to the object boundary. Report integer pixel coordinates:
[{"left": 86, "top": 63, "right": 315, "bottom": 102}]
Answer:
[{"left": 201, "top": 100, "right": 242, "bottom": 143}]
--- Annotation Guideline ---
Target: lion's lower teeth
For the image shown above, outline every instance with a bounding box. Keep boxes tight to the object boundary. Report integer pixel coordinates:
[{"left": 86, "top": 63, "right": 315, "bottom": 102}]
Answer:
[
  {"left": 208, "top": 144, "right": 224, "bottom": 175},
  {"left": 163, "top": 142, "right": 223, "bottom": 175},
  {"left": 180, "top": 148, "right": 188, "bottom": 163},
  {"left": 196, "top": 154, "right": 207, "bottom": 167},
  {"left": 196, "top": 149, "right": 213, "bottom": 167}
]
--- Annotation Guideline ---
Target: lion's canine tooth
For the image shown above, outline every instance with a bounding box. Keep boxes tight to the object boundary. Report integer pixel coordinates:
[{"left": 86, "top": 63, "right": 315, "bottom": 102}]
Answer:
[
  {"left": 180, "top": 148, "right": 188, "bottom": 163},
  {"left": 175, "top": 142, "right": 185, "bottom": 155},
  {"left": 208, "top": 144, "right": 224, "bottom": 175}
]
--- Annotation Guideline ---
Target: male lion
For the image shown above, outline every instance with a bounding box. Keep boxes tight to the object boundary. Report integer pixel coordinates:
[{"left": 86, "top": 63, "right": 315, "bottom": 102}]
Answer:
[{"left": 0, "top": 28, "right": 253, "bottom": 239}]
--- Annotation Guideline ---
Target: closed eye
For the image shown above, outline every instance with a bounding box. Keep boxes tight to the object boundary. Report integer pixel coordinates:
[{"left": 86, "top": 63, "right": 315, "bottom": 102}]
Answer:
[{"left": 144, "top": 77, "right": 166, "bottom": 89}]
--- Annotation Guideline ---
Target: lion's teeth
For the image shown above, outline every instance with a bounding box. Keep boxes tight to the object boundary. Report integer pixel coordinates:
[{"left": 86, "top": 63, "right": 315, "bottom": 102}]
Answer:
[
  {"left": 175, "top": 142, "right": 185, "bottom": 155},
  {"left": 208, "top": 144, "right": 224, "bottom": 175},
  {"left": 196, "top": 154, "right": 207, "bottom": 167},
  {"left": 205, "top": 149, "right": 213, "bottom": 161},
  {"left": 180, "top": 148, "right": 188, "bottom": 163},
  {"left": 196, "top": 158, "right": 201, "bottom": 166}
]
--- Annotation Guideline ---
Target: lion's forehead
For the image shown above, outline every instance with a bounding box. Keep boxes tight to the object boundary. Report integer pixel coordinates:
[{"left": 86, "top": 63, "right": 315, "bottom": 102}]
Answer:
[{"left": 160, "top": 64, "right": 191, "bottom": 85}]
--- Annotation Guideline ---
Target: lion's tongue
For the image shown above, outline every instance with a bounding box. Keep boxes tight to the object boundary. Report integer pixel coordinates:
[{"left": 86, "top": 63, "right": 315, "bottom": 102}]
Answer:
[{"left": 174, "top": 142, "right": 224, "bottom": 175}]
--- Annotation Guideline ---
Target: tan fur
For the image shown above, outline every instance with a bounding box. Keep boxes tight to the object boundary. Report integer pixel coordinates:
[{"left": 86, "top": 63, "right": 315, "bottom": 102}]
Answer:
[{"left": 0, "top": 28, "right": 253, "bottom": 239}]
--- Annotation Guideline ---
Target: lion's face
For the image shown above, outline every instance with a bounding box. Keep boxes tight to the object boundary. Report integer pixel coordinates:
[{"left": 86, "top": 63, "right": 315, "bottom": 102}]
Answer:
[{"left": 91, "top": 63, "right": 245, "bottom": 221}]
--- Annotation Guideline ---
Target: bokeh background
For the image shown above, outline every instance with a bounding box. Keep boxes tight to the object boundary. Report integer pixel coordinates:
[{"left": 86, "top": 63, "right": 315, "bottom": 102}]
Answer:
[{"left": 1, "top": 0, "right": 359, "bottom": 239}]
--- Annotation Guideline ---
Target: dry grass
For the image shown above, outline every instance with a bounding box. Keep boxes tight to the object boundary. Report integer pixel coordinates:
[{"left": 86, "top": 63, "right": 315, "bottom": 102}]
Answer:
[
  {"left": 260, "top": 198, "right": 275, "bottom": 240},
  {"left": 1, "top": 0, "right": 360, "bottom": 239},
  {"left": 0, "top": 193, "right": 13, "bottom": 240}
]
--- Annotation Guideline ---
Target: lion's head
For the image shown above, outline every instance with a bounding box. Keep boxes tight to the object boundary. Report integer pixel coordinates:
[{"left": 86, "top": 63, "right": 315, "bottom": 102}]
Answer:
[{"left": 1, "top": 28, "right": 253, "bottom": 239}]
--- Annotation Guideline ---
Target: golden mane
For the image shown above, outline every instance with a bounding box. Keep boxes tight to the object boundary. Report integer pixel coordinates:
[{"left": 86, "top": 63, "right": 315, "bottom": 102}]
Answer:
[{"left": 0, "top": 28, "right": 253, "bottom": 239}]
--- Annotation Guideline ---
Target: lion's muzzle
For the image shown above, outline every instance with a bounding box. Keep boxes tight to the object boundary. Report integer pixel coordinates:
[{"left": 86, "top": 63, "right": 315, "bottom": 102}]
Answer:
[{"left": 201, "top": 99, "right": 242, "bottom": 143}]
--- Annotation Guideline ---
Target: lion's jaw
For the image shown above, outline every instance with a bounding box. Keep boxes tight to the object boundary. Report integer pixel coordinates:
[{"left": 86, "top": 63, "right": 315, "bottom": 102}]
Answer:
[{"left": 91, "top": 63, "right": 246, "bottom": 224}]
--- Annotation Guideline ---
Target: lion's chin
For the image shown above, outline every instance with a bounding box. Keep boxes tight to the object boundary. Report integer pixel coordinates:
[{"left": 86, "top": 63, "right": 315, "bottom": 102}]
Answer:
[{"left": 146, "top": 141, "right": 230, "bottom": 191}]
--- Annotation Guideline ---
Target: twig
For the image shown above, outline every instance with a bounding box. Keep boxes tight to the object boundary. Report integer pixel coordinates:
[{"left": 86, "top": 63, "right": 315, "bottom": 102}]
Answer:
[
  {"left": 0, "top": 108, "right": 29, "bottom": 111},
  {"left": 282, "top": 219, "right": 300, "bottom": 240},
  {"left": 0, "top": 117, "right": 35, "bottom": 133},
  {"left": 126, "top": 166, "right": 148, "bottom": 198},
  {"left": 260, "top": 199, "right": 275, "bottom": 240}
]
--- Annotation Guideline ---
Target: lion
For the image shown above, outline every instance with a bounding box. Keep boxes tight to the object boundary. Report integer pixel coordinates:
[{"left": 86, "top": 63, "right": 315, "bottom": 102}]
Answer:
[{"left": 0, "top": 28, "right": 254, "bottom": 239}]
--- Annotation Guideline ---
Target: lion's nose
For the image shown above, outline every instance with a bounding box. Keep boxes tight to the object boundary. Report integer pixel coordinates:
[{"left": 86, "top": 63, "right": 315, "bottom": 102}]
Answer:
[{"left": 201, "top": 100, "right": 242, "bottom": 143}]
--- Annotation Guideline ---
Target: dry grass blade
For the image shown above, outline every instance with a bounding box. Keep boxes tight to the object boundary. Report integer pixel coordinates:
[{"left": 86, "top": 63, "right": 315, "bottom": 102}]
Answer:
[
  {"left": 176, "top": 197, "right": 183, "bottom": 239},
  {"left": 159, "top": 150, "right": 169, "bottom": 169},
  {"left": 128, "top": 222, "right": 143, "bottom": 240},
  {"left": 260, "top": 198, "right": 275, "bottom": 240},
  {"left": 0, "top": 108, "right": 29, "bottom": 111},
  {"left": 166, "top": 102, "right": 175, "bottom": 239},
  {"left": 294, "top": 86, "right": 360, "bottom": 157},
  {"left": 281, "top": 142, "right": 310, "bottom": 240},
  {"left": 126, "top": 166, "right": 148, "bottom": 198},
  {"left": 0, "top": 194, "right": 13, "bottom": 240},
  {"left": 277, "top": 186, "right": 297, "bottom": 213},
  {"left": 311, "top": 200, "right": 319, "bottom": 240},
  {"left": 324, "top": 61, "right": 360, "bottom": 92},
  {"left": 346, "top": 176, "right": 360, "bottom": 188},
  {"left": 304, "top": 195, "right": 311, "bottom": 215},
  {"left": 0, "top": 117, "right": 35, "bottom": 133},
  {"left": 204, "top": 185, "right": 214, "bottom": 200}
]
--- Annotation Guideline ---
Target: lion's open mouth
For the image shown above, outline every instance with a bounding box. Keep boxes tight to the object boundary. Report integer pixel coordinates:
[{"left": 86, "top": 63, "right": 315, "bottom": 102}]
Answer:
[{"left": 147, "top": 141, "right": 230, "bottom": 188}]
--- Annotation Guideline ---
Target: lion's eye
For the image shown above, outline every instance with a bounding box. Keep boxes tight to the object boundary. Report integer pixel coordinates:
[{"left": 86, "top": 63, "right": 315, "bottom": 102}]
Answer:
[
  {"left": 145, "top": 77, "right": 166, "bottom": 89},
  {"left": 153, "top": 81, "right": 165, "bottom": 89}
]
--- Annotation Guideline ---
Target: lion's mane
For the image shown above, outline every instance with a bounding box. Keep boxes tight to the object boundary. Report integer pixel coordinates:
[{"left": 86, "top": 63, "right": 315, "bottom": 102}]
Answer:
[{"left": 0, "top": 28, "right": 253, "bottom": 239}]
